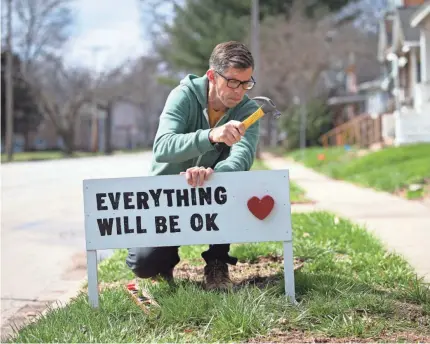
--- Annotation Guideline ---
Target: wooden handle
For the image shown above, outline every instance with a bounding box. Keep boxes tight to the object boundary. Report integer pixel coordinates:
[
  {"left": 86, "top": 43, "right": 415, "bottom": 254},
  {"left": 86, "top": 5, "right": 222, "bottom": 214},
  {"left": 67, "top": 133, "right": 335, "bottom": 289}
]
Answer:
[{"left": 242, "top": 106, "right": 265, "bottom": 130}]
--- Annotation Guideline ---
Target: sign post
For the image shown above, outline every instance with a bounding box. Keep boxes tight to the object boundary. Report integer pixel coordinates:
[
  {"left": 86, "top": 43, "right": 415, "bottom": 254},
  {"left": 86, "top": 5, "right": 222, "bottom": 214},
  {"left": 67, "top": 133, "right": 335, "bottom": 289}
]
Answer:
[{"left": 83, "top": 169, "right": 295, "bottom": 308}]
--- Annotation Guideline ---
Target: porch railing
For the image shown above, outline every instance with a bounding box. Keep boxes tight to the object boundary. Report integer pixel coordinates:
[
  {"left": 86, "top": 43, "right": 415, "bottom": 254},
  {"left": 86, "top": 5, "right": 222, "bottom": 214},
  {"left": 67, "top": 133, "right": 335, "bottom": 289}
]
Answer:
[{"left": 320, "top": 114, "right": 382, "bottom": 148}]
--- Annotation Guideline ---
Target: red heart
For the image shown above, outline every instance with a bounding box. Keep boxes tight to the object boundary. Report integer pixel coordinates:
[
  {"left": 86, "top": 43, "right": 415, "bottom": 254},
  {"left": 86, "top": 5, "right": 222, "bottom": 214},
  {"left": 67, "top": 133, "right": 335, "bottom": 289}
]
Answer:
[{"left": 247, "top": 195, "right": 275, "bottom": 220}]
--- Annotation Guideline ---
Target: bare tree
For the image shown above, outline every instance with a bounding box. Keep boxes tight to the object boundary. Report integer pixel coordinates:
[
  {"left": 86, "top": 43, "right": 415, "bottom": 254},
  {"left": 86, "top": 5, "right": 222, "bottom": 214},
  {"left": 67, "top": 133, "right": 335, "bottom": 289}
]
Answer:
[
  {"left": 4, "top": 0, "right": 14, "bottom": 160},
  {"left": 11, "top": 0, "right": 74, "bottom": 74},
  {"left": 138, "top": 0, "right": 182, "bottom": 44},
  {"left": 100, "top": 55, "right": 172, "bottom": 146},
  {"left": 31, "top": 59, "right": 91, "bottom": 154},
  {"left": 259, "top": 2, "right": 378, "bottom": 108},
  {"left": 30, "top": 55, "right": 129, "bottom": 155},
  {"left": 340, "top": 0, "right": 388, "bottom": 33},
  {"left": 253, "top": 1, "right": 379, "bottom": 147},
  {"left": 2, "top": 0, "right": 75, "bottom": 153},
  {"left": 4, "top": 0, "right": 136, "bottom": 155}
]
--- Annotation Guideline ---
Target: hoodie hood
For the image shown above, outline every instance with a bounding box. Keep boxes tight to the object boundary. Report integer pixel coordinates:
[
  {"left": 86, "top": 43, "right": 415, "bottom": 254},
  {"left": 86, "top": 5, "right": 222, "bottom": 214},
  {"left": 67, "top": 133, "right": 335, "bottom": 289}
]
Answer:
[{"left": 179, "top": 74, "right": 208, "bottom": 109}]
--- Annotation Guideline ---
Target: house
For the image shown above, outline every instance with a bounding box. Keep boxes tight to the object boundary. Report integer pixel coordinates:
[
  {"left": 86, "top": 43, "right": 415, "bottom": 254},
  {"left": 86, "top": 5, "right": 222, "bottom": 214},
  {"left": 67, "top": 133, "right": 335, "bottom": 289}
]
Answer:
[
  {"left": 322, "top": 53, "right": 386, "bottom": 147},
  {"left": 408, "top": 1, "right": 430, "bottom": 142},
  {"left": 377, "top": 0, "right": 430, "bottom": 145},
  {"left": 321, "top": 0, "right": 430, "bottom": 147}
]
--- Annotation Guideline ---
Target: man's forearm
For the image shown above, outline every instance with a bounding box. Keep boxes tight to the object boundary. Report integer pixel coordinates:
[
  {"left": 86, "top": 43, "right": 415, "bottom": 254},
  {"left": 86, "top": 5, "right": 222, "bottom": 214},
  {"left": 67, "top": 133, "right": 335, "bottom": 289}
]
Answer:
[
  {"left": 153, "top": 129, "right": 214, "bottom": 163},
  {"left": 213, "top": 122, "right": 259, "bottom": 172},
  {"left": 153, "top": 86, "right": 216, "bottom": 164}
]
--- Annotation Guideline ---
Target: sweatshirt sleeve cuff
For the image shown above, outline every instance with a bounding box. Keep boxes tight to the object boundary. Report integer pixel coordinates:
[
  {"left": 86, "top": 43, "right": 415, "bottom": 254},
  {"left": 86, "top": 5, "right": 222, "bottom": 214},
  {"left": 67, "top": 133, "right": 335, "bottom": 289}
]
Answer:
[{"left": 197, "top": 128, "right": 215, "bottom": 153}]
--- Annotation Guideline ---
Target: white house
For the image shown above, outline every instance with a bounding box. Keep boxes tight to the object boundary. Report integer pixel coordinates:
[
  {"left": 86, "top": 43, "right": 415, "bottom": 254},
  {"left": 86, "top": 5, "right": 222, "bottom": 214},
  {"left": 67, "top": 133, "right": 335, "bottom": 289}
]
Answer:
[
  {"left": 379, "top": 0, "right": 430, "bottom": 145},
  {"left": 410, "top": 1, "right": 430, "bottom": 116}
]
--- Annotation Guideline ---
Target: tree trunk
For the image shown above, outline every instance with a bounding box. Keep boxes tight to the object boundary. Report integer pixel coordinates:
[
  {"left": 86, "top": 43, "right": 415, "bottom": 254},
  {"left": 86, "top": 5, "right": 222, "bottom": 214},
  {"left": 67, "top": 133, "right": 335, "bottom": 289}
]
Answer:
[
  {"left": 24, "top": 128, "right": 31, "bottom": 151},
  {"left": 59, "top": 127, "right": 75, "bottom": 156},
  {"left": 144, "top": 107, "right": 152, "bottom": 148},
  {"left": 105, "top": 102, "right": 113, "bottom": 154}
]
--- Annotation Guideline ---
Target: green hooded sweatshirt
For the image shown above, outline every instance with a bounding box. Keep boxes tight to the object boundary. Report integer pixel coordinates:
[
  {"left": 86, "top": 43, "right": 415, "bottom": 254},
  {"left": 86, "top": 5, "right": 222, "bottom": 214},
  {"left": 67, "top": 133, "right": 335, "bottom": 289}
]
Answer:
[{"left": 149, "top": 74, "right": 260, "bottom": 176}]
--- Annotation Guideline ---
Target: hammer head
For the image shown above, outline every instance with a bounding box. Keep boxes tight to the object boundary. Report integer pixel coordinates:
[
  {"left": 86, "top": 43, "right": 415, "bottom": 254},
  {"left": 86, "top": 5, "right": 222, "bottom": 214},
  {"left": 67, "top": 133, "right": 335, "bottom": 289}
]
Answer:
[{"left": 252, "top": 96, "right": 282, "bottom": 119}]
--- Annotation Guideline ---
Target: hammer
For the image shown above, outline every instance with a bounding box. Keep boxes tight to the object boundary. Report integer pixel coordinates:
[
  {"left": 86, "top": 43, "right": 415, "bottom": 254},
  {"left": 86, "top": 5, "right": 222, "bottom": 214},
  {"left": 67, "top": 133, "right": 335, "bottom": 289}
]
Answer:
[{"left": 214, "top": 96, "right": 282, "bottom": 152}]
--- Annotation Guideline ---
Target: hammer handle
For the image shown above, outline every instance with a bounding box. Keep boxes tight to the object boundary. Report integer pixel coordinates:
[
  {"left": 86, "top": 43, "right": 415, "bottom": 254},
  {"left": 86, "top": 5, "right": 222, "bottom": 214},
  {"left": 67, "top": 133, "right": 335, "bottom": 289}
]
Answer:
[
  {"left": 213, "top": 106, "right": 265, "bottom": 152},
  {"left": 242, "top": 106, "right": 265, "bottom": 130}
]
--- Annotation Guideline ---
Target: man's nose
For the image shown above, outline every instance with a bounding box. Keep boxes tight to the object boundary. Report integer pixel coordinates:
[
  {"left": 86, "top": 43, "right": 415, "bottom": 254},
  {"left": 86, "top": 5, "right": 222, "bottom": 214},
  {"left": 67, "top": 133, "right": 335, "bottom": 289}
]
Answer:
[{"left": 234, "top": 87, "right": 244, "bottom": 95}]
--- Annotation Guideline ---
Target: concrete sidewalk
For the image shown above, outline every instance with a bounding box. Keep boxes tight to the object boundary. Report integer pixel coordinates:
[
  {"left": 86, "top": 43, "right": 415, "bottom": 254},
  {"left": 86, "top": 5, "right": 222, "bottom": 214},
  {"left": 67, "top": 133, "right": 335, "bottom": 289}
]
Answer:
[{"left": 262, "top": 152, "right": 430, "bottom": 283}]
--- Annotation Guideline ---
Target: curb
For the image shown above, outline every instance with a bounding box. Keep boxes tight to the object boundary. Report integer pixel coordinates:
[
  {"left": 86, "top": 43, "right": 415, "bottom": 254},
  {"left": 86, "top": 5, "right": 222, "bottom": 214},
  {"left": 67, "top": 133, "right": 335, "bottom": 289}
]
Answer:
[{"left": 1, "top": 277, "right": 88, "bottom": 342}]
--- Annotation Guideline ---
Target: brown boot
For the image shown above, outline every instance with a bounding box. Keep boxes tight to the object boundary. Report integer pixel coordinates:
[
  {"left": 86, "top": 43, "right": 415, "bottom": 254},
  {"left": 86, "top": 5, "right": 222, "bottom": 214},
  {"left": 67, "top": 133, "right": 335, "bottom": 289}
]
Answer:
[
  {"left": 158, "top": 268, "right": 175, "bottom": 286},
  {"left": 204, "top": 259, "right": 233, "bottom": 290}
]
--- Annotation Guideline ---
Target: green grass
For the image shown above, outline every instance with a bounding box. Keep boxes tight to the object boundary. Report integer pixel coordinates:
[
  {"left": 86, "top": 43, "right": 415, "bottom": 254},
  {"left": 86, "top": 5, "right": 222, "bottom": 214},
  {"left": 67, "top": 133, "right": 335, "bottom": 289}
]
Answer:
[
  {"left": 288, "top": 143, "right": 430, "bottom": 199},
  {"left": 250, "top": 158, "right": 269, "bottom": 171},
  {"left": 7, "top": 212, "right": 430, "bottom": 343},
  {"left": 1, "top": 150, "right": 92, "bottom": 162},
  {"left": 252, "top": 159, "right": 308, "bottom": 203},
  {"left": 1, "top": 149, "right": 150, "bottom": 163}
]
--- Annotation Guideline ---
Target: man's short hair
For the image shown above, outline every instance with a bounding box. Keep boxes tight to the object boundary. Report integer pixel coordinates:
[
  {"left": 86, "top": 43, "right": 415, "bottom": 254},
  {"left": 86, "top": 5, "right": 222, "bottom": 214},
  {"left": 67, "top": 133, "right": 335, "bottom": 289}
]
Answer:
[{"left": 209, "top": 41, "right": 254, "bottom": 73}]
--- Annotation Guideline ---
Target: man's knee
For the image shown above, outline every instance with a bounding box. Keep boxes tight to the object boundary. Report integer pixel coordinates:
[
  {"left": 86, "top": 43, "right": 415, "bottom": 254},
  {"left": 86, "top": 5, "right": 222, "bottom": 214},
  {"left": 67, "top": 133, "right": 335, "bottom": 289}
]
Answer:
[{"left": 126, "top": 246, "right": 179, "bottom": 278}]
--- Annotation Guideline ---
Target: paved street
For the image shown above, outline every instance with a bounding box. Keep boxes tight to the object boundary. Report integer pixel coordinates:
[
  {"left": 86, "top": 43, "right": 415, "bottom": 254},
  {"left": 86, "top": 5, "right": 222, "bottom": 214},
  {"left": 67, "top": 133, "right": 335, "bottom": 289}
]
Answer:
[{"left": 1, "top": 152, "right": 153, "bottom": 337}]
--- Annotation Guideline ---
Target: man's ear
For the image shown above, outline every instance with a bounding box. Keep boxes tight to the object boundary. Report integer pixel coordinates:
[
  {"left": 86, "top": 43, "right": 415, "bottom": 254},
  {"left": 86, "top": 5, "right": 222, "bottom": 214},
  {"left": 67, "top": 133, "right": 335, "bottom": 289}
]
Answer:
[{"left": 206, "top": 69, "right": 215, "bottom": 83}]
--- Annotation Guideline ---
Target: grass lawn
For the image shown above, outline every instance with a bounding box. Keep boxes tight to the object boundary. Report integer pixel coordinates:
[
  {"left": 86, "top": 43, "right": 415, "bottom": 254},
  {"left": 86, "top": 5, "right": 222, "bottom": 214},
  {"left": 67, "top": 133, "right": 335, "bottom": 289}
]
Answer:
[
  {"left": 252, "top": 159, "right": 308, "bottom": 204},
  {"left": 1, "top": 150, "right": 97, "bottom": 162},
  {"left": 1, "top": 149, "right": 150, "bottom": 163},
  {"left": 6, "top": 212, "right": 430, "bottom": 343},
  {"left": 288, "top": 143, "right": 430, "bottom": 199}
]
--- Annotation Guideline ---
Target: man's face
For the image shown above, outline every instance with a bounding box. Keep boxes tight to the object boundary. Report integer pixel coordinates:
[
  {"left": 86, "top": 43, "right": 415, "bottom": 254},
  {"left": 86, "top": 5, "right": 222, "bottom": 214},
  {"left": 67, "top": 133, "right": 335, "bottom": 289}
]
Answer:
[{"left": 208, "top": 67, "right": 254, "bottom": 108}]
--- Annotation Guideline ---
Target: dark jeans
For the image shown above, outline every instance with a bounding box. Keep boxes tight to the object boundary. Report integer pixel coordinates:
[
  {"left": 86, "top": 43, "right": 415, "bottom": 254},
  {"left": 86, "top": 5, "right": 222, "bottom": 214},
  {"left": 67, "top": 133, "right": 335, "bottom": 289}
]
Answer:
[{"left": 126, "top": 244, "right": 238, "bottom": 279}]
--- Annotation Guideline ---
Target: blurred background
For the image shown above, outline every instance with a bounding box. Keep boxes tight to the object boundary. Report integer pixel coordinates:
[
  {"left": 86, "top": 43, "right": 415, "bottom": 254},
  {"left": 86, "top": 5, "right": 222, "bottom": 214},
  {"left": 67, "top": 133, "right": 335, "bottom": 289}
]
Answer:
[
  {"left": 2, "top": 0, "right": 430, "bottom": 337},
  {"left": 2, "top": 0, "right": 429, "bottom": 161}
]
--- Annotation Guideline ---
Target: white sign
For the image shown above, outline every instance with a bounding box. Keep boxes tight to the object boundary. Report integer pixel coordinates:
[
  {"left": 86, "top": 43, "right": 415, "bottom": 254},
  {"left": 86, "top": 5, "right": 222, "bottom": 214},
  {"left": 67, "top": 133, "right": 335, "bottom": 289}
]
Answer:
[{"left": 83, "top": 169, "right": 295, "bottom": 307}]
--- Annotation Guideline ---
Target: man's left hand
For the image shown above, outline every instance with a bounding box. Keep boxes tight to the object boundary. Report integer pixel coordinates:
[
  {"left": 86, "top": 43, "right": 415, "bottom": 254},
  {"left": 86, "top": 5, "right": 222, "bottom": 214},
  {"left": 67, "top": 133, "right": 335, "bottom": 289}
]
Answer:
[{"left": 180, "top": 167, "right": 214, "bottom": 187}]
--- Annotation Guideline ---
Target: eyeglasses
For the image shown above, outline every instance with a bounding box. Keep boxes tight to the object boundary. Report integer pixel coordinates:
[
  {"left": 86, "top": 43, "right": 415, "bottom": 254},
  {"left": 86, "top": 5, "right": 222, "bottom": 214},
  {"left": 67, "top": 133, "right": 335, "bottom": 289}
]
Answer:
[{"left": 216, "top": 71, "right": 256, "bottom": 90}]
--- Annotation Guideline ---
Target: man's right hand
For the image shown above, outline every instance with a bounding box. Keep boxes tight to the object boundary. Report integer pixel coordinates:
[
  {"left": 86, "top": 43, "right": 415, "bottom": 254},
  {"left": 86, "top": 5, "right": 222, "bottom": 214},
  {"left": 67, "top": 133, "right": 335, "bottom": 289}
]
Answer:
[
  {"left": 209, "top": 120, "right": 245, "bottom": 146},
  {"left": 180, "top": 166, "right": 214, "bottom": 187}
]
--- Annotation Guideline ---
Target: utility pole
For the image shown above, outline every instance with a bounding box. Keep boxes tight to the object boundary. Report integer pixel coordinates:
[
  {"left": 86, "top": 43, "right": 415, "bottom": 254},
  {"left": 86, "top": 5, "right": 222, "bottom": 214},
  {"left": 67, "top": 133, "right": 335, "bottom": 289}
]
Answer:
[
  {"left": 299, "top": 98, "right": 307, "bottom": 160},
  {"left": 251, "top": 0, "right": 260, "bottom": 92},
  {"left": 89, "top": 46, "right": 105, "bottom": 152},
  {"left": 5, "top": 0, "right": 14, "bottom": 161},
  {"left": 293, "top": 95, "right": 307, "bottom": 159},
  {"left": 251, "top": 0, "right": 262, "bottom": 157}
]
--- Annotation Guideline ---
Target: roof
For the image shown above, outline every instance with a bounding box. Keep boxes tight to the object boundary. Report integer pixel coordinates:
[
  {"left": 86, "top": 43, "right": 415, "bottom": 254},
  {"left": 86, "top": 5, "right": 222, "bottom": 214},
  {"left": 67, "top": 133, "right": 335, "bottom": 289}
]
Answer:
[
  {"left": 397, "top": 6, "right": 421, "bottom": 42},
  {"left": 410, "top": 1, "right": 430, "bottom": 27},
  {"left": 327, "top": 94, "right": 368, "bottom": 106},
  {"left": 386, "top": 6, "right": 422, "bottom": 53},
  {"left": 357, "top": 79, "right": 385, "bottom": 91}
]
